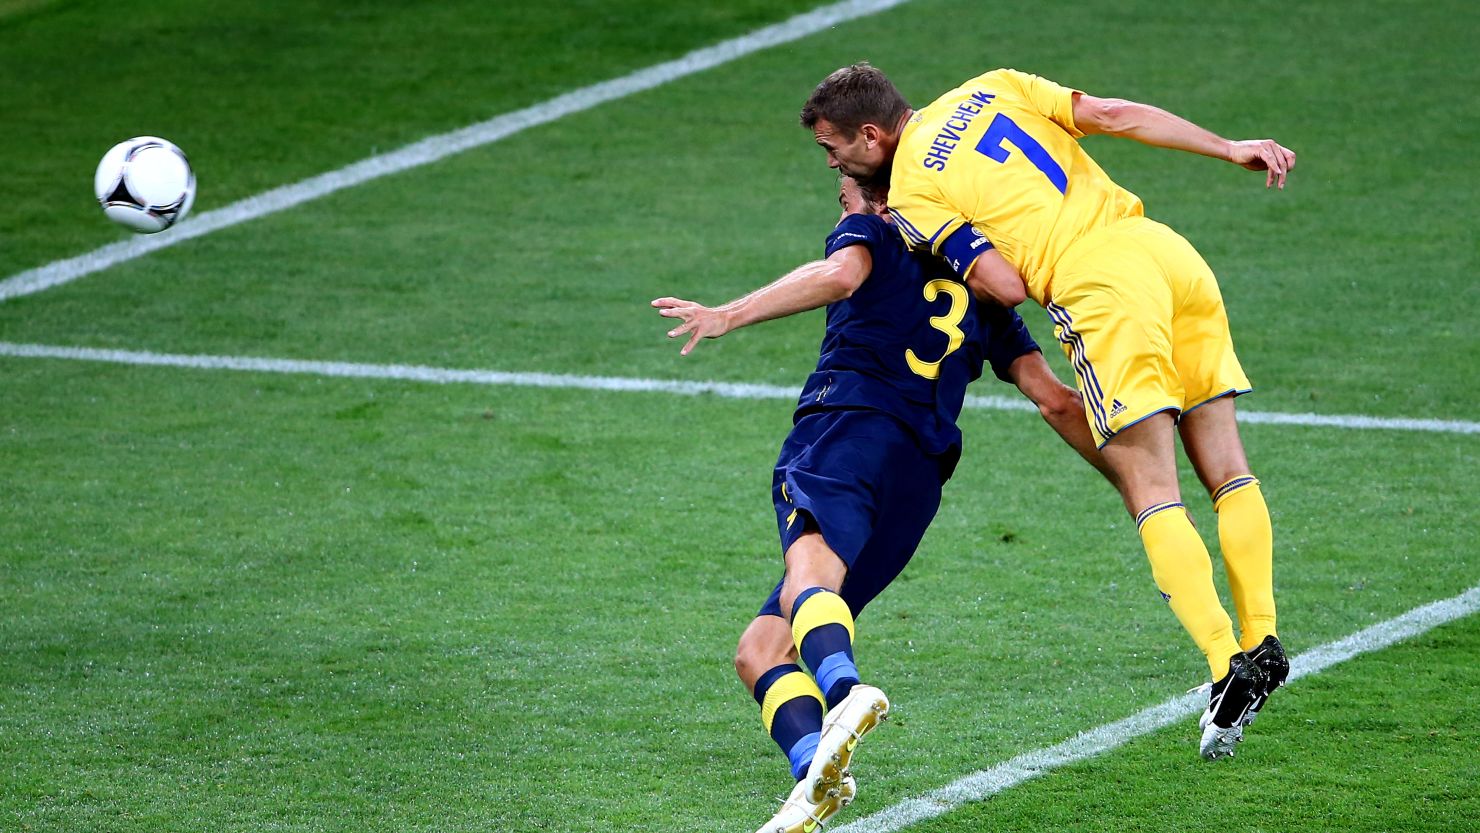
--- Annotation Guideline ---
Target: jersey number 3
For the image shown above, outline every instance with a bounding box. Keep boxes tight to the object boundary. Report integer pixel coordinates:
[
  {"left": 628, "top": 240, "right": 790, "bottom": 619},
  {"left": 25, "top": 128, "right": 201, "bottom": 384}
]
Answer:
[
  {"left": 906, "top": 279, "right": 969, "bottom": 380},
  {"left": 975, "top": 112, "right": 1068, "bottom": 194}
]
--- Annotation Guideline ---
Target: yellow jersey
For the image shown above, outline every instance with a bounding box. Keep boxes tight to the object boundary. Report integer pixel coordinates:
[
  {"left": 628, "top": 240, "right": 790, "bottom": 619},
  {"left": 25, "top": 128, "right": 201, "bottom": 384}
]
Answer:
[{"left": 888, "top": 68, "right": 1144, "bottom": 305}]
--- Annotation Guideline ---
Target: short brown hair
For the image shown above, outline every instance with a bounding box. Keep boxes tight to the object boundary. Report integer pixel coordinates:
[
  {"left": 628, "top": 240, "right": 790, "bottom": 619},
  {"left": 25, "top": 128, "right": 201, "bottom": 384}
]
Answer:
[
  {"left": 850, "top": 177, "right": 889, "bottom": 211},
  {"left": 800, "top": 62, "right": 910, "bottom": 138}
]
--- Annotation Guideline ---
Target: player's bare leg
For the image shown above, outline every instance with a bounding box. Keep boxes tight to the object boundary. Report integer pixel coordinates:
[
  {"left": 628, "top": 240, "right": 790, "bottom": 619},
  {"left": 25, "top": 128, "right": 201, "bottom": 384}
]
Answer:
[
  {"left": 1100, "top": 412, "right": 1262, "bottom": 757},
  {"left": 781, "top": 532, "right": 888, "bottom": 810},
  {"left": 737, "top": 615, "right": 800, "bottom": 694},
  {"left": 778, "top": 531, "right": 848, "bottom": 619},
  {"left": 1099, "top": 411, "right": 1182, "bottom": 516},
  {"left": 1180, "top": 395, "right": 1287, "bottom": 724}
]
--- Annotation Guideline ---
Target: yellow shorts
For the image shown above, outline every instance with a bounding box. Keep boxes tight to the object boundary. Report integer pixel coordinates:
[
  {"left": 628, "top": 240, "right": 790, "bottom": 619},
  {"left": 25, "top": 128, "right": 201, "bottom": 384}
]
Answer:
[{"left": 1045, "top": 217, "right": 1250, "bottom": 447}]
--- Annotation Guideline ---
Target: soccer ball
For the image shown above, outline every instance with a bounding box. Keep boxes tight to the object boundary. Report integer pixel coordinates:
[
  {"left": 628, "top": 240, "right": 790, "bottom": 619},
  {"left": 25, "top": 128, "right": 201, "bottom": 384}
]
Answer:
[{"left": 94, "top": 136, "right": 196, "bottom": 233}]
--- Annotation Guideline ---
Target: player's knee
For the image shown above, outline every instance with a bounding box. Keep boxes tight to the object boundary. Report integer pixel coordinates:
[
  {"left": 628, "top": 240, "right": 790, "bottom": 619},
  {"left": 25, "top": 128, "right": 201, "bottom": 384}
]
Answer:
[
  {"left": 1038, "top": 384, "right": 1082, "bottom": 422},
  {"left": 733, "top": 641, "right": 756, "bottom": 681},
  {"left": 734, "top": 617, "right": 794, "bottom": 684},
  {"left": 734, "top": 632, "right": 764, "bottom": 682}
]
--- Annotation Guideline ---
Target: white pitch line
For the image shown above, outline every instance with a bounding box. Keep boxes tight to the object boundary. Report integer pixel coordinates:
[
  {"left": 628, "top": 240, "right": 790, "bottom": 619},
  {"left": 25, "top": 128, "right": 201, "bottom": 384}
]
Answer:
[
  {"left": 835, "top": 582, "right": 1480, "bottom": 833},
  {"left": 2, "top": 341, "right": 1478, "bottom": 436},
  {"left": 0, "top": 0, "right": 910, "bottom": 303}
]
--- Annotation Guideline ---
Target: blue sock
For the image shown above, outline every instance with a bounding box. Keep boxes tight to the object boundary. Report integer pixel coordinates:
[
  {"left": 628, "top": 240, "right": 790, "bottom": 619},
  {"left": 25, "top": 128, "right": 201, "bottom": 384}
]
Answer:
[{"left": 791, "top": 587, "right": 861, "bottom": 710}]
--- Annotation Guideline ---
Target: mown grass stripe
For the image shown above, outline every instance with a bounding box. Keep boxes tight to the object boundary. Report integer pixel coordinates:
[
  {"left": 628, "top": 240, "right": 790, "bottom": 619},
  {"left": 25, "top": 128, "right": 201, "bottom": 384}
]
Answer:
[
  {"left": 2, "top": 341, "right": 1476, "bottom": 436},
  {"left": 835, "top": 583, "right": 1480, "bottom": 833},
  {"left": 0, "top": 0, "right": 910, "bottom": 304}
]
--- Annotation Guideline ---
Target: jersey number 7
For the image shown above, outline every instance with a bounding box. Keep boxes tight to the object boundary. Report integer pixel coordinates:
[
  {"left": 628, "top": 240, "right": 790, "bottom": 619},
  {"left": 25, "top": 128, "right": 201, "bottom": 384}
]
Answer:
[{"left": 974, "top": 113, "right": 1068, "bottom": 194}]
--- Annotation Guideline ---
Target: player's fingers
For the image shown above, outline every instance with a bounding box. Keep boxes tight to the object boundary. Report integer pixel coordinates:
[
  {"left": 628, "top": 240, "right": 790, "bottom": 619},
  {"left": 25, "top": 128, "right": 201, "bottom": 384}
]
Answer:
[
  {"left": 1268, "top": 146, "right": 1290, "bottom": 189},
  {"left": 667, "top": 319, "right": 694, "bottom": 339},
  {"left": 1279, "top": 147, "right": 1296, "bottom": 188},
  {"left": 680, "top": 330, "right": 703, "bottom": 356},
  {"left": 654, "top": 298, "right": 701, "bottom": 316},
  {"left": 1269, "top": 151, "right": 1285, "bottom": 186},
  {"left": 1262, "top": 148, "right": 1283, "bottom": 189}
]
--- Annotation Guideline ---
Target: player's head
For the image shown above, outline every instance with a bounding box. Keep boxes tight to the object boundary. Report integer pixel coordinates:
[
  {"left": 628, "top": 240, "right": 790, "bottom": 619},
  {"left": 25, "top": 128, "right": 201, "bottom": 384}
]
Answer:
[
  {"left": 838, "top": 175, "right": 888, "bottom": 219},
  {"left": 801, "top": 63, "right": 910, "bottom": 183}
]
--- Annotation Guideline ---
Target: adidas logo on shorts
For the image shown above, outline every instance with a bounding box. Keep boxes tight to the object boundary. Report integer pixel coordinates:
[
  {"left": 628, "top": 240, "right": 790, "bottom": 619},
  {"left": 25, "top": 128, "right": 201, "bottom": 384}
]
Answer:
[{"left": 1108, "top": 398, "right": 1127, "bottom": 418}]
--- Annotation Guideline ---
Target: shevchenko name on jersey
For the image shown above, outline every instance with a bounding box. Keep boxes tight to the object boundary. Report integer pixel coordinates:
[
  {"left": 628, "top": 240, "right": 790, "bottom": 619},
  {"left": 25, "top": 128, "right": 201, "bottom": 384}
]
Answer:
[{"left": 887, "top": 68, "right": 1146, "bottom": 305}]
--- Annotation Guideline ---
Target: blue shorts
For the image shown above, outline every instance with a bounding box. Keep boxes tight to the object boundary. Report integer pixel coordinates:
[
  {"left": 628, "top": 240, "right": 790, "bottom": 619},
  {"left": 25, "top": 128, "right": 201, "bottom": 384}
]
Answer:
[{"left": 757, "top": 409, "right": 945, "bottom": 620}]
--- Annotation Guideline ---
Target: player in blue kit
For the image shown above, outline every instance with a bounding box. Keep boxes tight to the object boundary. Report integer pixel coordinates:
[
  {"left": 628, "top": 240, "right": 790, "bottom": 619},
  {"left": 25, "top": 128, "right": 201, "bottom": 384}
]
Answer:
[{"left": 652, "top": 177, "right": 1108, "bottom": 833}]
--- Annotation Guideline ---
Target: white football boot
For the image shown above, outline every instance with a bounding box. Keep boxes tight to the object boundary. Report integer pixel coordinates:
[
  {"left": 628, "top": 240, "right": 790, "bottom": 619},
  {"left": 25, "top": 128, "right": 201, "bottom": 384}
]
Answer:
[
  {"left": 753, "top": 773, "right": 856, "bottom": 833},
  {"left": 802, "top": 684, "right": 890, "bottom": 803}
]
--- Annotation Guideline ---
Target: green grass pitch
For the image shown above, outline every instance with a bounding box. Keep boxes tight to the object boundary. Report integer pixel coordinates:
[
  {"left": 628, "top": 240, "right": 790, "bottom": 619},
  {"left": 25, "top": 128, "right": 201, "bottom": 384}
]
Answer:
[{"left": 1, "top": 1, "right": 1476, "bottom": 831}]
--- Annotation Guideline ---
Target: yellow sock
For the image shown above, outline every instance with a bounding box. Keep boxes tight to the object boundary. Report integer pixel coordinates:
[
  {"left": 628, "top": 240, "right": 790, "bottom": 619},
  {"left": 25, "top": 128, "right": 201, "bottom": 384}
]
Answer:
[
  {"left": 1213, "top": 476, "right": 1277, "bottom": 650},
  {"left": 1137, "top": 502, "right": 1242, "bottom": 679}
]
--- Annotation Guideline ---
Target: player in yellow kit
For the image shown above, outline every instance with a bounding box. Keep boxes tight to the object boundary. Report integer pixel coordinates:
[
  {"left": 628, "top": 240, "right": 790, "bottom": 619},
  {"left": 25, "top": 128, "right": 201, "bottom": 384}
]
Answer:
[{"left": 798, "top": 64, "right": 1294, "bottom": 759}]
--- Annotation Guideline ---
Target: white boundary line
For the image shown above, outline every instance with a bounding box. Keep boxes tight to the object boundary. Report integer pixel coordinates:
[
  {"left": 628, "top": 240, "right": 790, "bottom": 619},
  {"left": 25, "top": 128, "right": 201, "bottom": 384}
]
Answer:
[
  {"left": 835, "top": 582, "right": 1480, "bottom": 833},
  {"left": 0, "top": 0, "right": 910, "bottom": 303},
  {"left": 2, "top": 341, "right": 1478, "bottom": 436}
]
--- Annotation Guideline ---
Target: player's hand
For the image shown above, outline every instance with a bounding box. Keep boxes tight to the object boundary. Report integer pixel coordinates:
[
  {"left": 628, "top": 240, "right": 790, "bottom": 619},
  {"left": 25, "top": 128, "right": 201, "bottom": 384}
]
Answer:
[
  {"left": 1227, "top": 139, "right": 1296, "bottom": 189},
  {"left": 651, "top": 297, "right": 732, "bottom": 356}
]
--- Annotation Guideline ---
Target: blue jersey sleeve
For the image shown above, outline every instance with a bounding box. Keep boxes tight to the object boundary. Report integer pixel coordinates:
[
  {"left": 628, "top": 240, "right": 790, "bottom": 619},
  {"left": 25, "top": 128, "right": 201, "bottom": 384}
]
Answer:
[
  {"left": 978, "top": 304, "right": 1040, "bottom": 382},
  {"left": 937, "top": 222, "right": 995, "bottom": 279},
  {"left": 824, "top": 213, "right": 888, "bottom": 259}
]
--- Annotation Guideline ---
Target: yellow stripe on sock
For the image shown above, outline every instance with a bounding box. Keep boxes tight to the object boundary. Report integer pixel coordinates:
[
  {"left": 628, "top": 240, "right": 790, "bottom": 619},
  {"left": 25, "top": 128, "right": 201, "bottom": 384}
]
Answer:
[
  {"left": 760, "top": 671, "right": 824, "bottom": 732},
  {"left": 791, "top": 590, "right": 855, "bottom": 649}
]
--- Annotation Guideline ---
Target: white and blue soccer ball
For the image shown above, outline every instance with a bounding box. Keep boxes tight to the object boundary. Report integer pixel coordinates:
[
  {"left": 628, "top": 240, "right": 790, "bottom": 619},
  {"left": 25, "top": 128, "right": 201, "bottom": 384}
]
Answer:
[{"left": 93, "top": 136, "right": 196, "bottom": 233}]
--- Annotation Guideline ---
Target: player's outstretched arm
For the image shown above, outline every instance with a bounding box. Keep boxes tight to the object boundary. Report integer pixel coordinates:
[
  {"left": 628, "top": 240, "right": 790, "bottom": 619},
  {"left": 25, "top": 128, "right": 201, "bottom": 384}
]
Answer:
[
  {"left": 651, "top": 245, "right": 872, "bottom": 356},
  {"left": 1007, "top": 351, "right": 1117, "bottom": 485},
  {"left": 1071, "top": 93, "right": 1296, "bottom": 189}
]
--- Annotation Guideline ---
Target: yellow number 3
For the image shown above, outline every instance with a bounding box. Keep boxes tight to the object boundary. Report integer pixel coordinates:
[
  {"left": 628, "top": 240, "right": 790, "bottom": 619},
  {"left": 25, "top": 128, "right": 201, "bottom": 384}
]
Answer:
[{"left": 905, "top": 279, "right": 969, "bottom": 380}]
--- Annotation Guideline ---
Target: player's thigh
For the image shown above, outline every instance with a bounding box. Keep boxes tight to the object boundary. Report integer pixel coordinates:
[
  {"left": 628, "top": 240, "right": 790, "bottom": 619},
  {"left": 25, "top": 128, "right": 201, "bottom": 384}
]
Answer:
[
  {"left": 1048, "top": 234, "right": 1182, "bottom": 447},
  {"left": 772, "top": 410, "right": 912, "bottom": 582}
]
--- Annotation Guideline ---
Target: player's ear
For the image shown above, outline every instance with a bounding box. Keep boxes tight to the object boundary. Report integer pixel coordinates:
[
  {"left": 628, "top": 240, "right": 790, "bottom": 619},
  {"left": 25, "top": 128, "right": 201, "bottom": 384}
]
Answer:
[{"left": 860, "top": 123, "right": 883, "bottom": 148}]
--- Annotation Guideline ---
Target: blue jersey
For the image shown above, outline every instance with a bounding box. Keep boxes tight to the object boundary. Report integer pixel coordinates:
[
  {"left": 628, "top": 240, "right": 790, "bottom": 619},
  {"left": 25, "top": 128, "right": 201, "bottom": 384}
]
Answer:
[{"left": 794, "top": 212, "right": 1039, "bottom": 472}]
